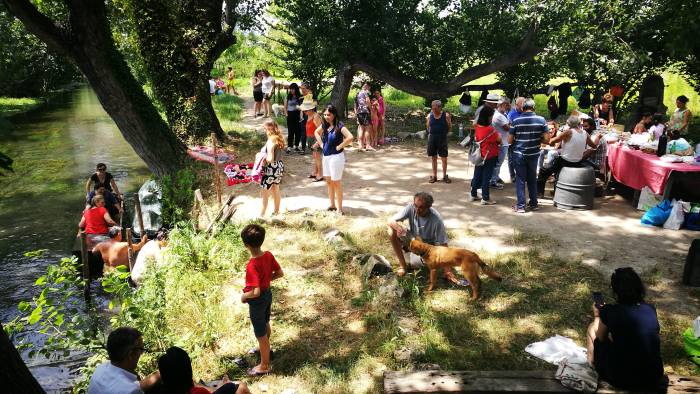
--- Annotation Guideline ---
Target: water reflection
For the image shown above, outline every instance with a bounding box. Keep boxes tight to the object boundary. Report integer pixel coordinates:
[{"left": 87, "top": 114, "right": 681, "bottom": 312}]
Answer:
[{"left": 0, "top": 87, "right": 151, "bottom": 322}]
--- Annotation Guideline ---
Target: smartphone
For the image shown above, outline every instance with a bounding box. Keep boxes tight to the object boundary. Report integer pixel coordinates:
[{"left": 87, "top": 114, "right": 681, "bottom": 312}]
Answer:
[{"left": 592, "top": 291, "right": 604, "bottom": 309}]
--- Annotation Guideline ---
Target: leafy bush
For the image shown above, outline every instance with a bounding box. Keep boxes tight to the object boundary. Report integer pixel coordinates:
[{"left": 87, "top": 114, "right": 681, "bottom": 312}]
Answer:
[{"left": 160, "top": 168, "right": 196, "bottom": 225}]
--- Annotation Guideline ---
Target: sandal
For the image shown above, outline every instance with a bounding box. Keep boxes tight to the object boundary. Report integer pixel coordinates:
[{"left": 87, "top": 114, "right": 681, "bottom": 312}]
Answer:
[
  {"left": 313, "top": 177, "right": 324, "bottom": 182},
  {"left": 246, "top": 366, "right": 272, "bottom": 376},
  {"left": 327, "top": 207, "right": 337, "bottom": 211},
  {"left": 308, "top": 174, "right": 316, "bottom": 179},
  {"left": 442, "top": 175, "right": 452, "bottom": 184},
  {"left": 428, "top": 176, "right": 437, "bottom": 184}
]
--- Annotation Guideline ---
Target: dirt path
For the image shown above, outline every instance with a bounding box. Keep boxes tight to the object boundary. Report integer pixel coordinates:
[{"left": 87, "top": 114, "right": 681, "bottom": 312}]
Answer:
[{"left": 228, "top": 96, "right": 700, "bottom": 318}]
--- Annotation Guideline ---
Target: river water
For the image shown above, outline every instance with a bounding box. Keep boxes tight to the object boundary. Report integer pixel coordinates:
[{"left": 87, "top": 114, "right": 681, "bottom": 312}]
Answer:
[{"left": 0, "top": 87, "right": 150, "bottom": 324}]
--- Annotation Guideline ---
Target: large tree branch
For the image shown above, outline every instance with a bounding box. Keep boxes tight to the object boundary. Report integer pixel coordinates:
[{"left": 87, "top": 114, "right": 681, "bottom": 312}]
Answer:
[
  {"left": 351, "top": 23, "right": 542, "bottom": 98},
  {"left": 2, "top": 0, "right": 71, "bottom": 57}
]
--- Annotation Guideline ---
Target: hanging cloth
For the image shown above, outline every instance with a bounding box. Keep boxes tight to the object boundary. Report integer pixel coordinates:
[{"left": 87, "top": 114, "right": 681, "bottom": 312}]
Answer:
[
  {"left": 558, "top": 83, "right": 572, "bottom": 114},
  {"left": 478, "top": 90, "right": 489, "bottom": 107}
]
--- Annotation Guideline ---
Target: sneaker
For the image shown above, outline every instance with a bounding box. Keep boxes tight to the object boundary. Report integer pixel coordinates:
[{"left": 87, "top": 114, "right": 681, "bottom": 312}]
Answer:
[
  {"left": 489, "top": 182, "right": 504, "bottom": 190},
  {"left": 285, "top": 147, "right": 291, "bottom": 154},
  {"left": 513, "top": 205, "right": 526, "bottom": 214},
  {"left": 470, "top": 195, "right": 479, "bottom": 202},
  {"left": 298, "top": 149, "right": 306, "bottom": 155},
  {"left": 481, "top": 199, "right": 496, "bottom": 205},
  {"left": 528, "top": 205, "right": 540, "bottom": 211}
]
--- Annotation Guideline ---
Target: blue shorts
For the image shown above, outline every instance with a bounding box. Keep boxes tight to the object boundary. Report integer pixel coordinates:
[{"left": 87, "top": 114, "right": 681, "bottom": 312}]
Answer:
[{"left": 248, "top": 289, "right": 272, "bottom": 338}]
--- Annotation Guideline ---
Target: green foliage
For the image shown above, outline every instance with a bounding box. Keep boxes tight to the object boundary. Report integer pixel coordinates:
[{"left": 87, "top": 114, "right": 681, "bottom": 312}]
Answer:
[
  {"left": 4, "top": 255, "right": 101, "bottom": 361},
  {"left": 0, "top": 4, "right": 79, "bottom": 97},
  {"left": 160, "top": 168, "right": 196, "bottom": 225}
]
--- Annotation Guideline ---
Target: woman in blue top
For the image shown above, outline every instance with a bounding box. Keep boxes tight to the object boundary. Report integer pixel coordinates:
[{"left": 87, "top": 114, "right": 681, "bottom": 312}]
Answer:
[
  {"left": 587, "top": 267, "right": 665, "bottom": 390},
  {"left": 314, "top": 105, "right": 354, "bottom": 215}
]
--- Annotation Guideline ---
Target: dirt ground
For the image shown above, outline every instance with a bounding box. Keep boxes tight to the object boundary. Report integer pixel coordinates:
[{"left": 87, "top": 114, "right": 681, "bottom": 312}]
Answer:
[{"left": 228, "top": 98, "right": 700, "bottom": 321}]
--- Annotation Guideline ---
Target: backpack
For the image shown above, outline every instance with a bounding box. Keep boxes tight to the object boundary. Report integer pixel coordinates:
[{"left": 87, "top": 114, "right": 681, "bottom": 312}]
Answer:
[{"left": 468, "top": 129, "right": 496, "bottom": 166}]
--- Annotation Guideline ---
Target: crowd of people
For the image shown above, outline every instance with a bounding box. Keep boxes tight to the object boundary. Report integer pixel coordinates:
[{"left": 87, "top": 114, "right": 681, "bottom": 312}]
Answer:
[{"left": 80, "top": 83, "right": 693, "bottom": 392}]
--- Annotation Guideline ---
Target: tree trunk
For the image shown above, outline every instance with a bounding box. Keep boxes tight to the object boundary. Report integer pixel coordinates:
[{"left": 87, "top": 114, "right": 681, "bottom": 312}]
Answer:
[
  {"left": 329, "top": 61, "right": 357, "bottom": 120},
  {"left": 0, "top": 322, "right": 45, "bottom": 393},
  {"left": 3, "top": 0, "right": 188, "bottom": 177}
]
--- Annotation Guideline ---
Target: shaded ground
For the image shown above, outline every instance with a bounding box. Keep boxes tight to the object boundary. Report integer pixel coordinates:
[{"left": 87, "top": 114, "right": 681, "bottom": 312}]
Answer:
[{"left": 208, "top": 96, "right": 699, "bottom": 392}]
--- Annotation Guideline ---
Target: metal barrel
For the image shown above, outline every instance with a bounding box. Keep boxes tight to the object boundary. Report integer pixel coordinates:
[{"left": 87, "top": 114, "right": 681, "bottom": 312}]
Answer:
[{"left": 553, "top": 165, "right": 596, "bottom": 210}]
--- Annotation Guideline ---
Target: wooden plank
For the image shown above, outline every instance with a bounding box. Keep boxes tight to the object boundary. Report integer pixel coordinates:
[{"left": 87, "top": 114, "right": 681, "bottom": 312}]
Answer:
[
  {"left": 211, "top": 133, "right": 222, "bottom": 206},
  {"left": 384, "top": 371, "right": 700, "bottom": 394},
  {"left": 134, "top": 195, "right": 144, "bottom": 236},
  {"left": 383, "top": 371, "right": 571, "bottom": 393},
  {"left": 204, "top": 194, "right": 236, "bottom": 234},
  {"left": 79, "top": 232, "right": 90, "bottom": 300},
  {"left": 126, "top": 228, "right": 134, "bottom": 272}
]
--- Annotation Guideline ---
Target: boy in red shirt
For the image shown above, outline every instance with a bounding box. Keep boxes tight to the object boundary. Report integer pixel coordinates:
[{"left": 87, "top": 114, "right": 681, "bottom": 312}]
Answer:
[{"left": 240, "top": 224, "right": 283, "bottom": 376}]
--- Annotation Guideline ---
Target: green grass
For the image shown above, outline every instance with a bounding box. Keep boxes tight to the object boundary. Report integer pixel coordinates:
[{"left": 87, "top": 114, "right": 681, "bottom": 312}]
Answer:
[
  {"left": 211, "top": 93, "right": 245, "bottom": 132},
  {"left": 0, "top": 97, "right": 43, "bottom": 117}
]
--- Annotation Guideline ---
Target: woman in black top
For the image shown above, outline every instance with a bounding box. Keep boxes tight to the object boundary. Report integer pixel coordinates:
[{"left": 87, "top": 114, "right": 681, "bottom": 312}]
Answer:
[
  {"left": 85, "top": 163, "right": 121, "bottom": 197},
  {"left": 586, "top": 267, "right": 665, "bottom": 390}
]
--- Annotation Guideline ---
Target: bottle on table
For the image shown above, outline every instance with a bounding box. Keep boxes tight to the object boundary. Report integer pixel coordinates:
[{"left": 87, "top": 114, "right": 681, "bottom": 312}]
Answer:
[{"left": 657, "top": 132, "right": 668, "bottom": 157}]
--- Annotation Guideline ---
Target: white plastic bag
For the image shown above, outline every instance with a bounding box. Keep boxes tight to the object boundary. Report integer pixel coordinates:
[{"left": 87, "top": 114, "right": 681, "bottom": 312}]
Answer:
[
  {"left": 637, "top": 186, "right": 661, "bottom": 211},
  {"left": 663, "top": 199, "right": 685, "bottom": 230}
]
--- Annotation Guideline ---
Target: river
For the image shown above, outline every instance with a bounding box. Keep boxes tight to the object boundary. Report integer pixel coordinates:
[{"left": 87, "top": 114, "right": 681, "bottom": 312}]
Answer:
[{"left": 0, "top": 86, "right": 150, "bottom": 331}]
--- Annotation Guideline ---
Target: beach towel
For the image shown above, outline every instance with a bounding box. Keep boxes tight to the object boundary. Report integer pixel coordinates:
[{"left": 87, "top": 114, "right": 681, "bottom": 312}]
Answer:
[
  {"left": 525, "top": 335, "right": 588, "bottom": 365},
  {"left": 224, "top": 163, "right": 258, "bottom": 186},
  {"left": 187, "top": 145, "right": 236, "bottom": 165}
]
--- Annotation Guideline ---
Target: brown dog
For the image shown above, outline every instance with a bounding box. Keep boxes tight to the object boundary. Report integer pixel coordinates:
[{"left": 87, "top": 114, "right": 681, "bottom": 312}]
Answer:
[{"left": 408, "top": 238, "right": 502, "bottom": 300}]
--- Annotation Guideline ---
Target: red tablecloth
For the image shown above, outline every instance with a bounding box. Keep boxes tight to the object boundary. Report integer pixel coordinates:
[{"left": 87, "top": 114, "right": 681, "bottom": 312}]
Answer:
[{"left": 607, "top": 143, "right": 700, "bottom": 194}]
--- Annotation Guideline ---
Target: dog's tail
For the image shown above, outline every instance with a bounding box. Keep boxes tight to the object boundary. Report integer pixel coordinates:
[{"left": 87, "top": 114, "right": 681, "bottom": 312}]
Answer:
[{"left": 477, "top": 258, "right": 503, "bottom": 281}]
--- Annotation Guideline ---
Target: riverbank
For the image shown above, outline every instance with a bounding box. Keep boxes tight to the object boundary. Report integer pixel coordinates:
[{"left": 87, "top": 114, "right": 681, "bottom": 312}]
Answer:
[{"left": 0, "top": 97, "right": 44, "bottom": 118}]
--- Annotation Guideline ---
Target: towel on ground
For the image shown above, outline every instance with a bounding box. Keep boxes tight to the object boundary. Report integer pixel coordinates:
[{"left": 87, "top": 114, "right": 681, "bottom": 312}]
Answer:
[{"left": 525, "top": 334, "right": 588, "bottom": 365}]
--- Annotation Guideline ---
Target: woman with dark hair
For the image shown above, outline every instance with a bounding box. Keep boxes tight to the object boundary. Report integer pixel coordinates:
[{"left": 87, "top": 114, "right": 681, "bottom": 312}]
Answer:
[
  {"left": 284, "top": 83, "right": 302, "bottom": 154},
  {"left": 251, "top": 70, "right": 263, "bottom": 118},
  {"left": 158, "top": 346, "right": 250, "bottom": 394},
  {"left": 586, "top": 267, "right": 665, "bottom": 390},
  {"left": 593, "top": 93, "right": 615, "bottom": 126},
  {"left": 314, "top": 104, "right": 354, "bottom": 214},
  {"left": 469, "top": 106, "right": 501, "bottom": 205},
  {"left": 668, "top": 95, "right": 691, "bottom": 135}
]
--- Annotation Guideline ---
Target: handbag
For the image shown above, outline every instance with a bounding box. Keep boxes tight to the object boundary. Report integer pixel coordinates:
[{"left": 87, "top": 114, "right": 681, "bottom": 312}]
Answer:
[
  {"left": 555, "top": 359, "right": 598, "bottom": 393},
  {"left": 468, "top": 130, "right": 496, "bottom": 166}
]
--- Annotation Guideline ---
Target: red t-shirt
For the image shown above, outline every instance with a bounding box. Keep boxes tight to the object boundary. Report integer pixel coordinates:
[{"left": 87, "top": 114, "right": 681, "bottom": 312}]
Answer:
[
  {"left": 190, "top": 387, "right": 210, "bottom": 394},
  {"left": 475, "top": 124, "right": 500, "bottom": 160},
  {"left": 243, "top": 251, "right": 281, "bottom": 293},
  {"left": 83, "top": 206, "right": 109, "bottom": 234}
]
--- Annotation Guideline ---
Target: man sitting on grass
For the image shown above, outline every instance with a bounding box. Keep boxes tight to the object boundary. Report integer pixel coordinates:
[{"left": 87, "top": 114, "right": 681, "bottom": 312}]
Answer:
[
  {"left": 388, "top": 192, "right": 459, "bottom": 283},
  {"left": 88, "top": 327, "right": 160, "bottom": 394}
]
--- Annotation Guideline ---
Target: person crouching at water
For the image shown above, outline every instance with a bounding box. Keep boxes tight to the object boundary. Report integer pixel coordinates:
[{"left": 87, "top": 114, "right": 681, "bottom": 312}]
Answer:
[
  {"left": 92, "top": 226, "right": 148, "bottom": 268},
  {"left": 314, "top": 104, "right": 354, "bottom": 215},
  {"left": 260, "top": 119, "right": 285, "bottom": 217}
]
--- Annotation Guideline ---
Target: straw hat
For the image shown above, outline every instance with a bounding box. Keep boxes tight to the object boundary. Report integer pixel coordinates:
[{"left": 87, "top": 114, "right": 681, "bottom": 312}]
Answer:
[
  {"left": 484, "top": 93, "right": 501, "bottom": 103},
  {"left": 299, "top": 100, "right": 317, "bottom": 111}
]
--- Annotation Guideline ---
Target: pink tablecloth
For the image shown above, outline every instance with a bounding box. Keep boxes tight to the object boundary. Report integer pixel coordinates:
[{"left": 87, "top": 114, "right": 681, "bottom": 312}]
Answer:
[{"left": 607, "top": 143, "right": 700, "bottom": 194}]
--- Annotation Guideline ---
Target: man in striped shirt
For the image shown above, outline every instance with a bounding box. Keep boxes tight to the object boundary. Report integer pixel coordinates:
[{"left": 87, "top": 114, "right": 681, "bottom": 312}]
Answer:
[{"left": 508, "top": 98, "right": 550, "bottom": 213}]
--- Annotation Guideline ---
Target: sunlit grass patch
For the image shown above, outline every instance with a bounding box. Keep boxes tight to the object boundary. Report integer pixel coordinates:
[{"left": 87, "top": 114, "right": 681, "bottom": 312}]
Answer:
[{"left": 0, "top": 96, "right": 43, "bottom": 116}]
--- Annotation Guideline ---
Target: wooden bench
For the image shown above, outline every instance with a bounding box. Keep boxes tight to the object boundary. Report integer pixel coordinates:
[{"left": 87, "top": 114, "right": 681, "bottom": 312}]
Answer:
[{"left": 383, "top": 370, "right": 700, "bottom": 393}]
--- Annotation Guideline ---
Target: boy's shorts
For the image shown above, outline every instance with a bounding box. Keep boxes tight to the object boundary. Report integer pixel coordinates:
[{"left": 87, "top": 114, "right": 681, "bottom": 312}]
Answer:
[{"left": 248, "top": 289, "right": 272, "bottom": 338}]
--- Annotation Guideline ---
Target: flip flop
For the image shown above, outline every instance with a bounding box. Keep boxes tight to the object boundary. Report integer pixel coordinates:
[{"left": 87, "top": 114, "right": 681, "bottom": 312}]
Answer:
[
  {"left": 313, "top": 177, "right": 324, "bottom": 182},
  {"left": 247, "top": 367, "right": 272, "bottom": 376},
  {"left": 308, "top": 174, "right": 316, "bottom": 179}
]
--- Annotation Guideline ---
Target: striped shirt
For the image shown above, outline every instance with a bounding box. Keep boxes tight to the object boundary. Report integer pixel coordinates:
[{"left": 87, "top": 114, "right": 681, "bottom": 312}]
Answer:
[{"left": 510, "top": 111, "right": 546, "bottom": 157}]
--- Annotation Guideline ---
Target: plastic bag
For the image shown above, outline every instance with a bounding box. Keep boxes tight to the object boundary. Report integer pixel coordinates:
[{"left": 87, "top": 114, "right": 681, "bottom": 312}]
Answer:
[
  {"left": 637, "top": 186, "right": 661, "bottom": 211},
  {"left": 641, "top": 199, "right": 673, "bottom": 226},
  {"left": 663, "top": 199, "right": 685, "bottom": 230},
  {"left": 668, "top": 138, "right": 693, "bottom": 156},
  {"left": 684, "top": 327, "right": 700, "bottom": 366}
]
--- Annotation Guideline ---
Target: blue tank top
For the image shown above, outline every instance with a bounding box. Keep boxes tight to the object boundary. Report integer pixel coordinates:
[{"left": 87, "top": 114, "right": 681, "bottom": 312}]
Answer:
[
  {"left": 429, "top": 112, "right": 448, "bottom": 136},
  {"left": 322, "top": 122, "right": 345, "bottom": 156}
]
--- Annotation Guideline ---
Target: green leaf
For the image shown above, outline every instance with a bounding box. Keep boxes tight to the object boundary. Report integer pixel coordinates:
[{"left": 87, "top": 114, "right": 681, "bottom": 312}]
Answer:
[
  {"left": 28, "top": 305, "right": 43, "bottom": 325},
  {"left": 34, "top": 276, "right": 47, "bottom": 286}
]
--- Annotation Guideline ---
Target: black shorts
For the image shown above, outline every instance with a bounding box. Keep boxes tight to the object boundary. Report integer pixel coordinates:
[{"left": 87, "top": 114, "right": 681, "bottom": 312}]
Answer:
[
  {"left": 263, "top": 93, "right": 272, "bottom": 101},
  {"left": 248, "top": 289, "right": 272, "bottom": 337},
  {"left": 253, "top": 90, "right": 263, "bottom": 102},
  {"left": 357, "top": 112, "right": 371, "bottom": 126},
  {"left": 427, "top": 134, "right": 448, "bottom": 157}
]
